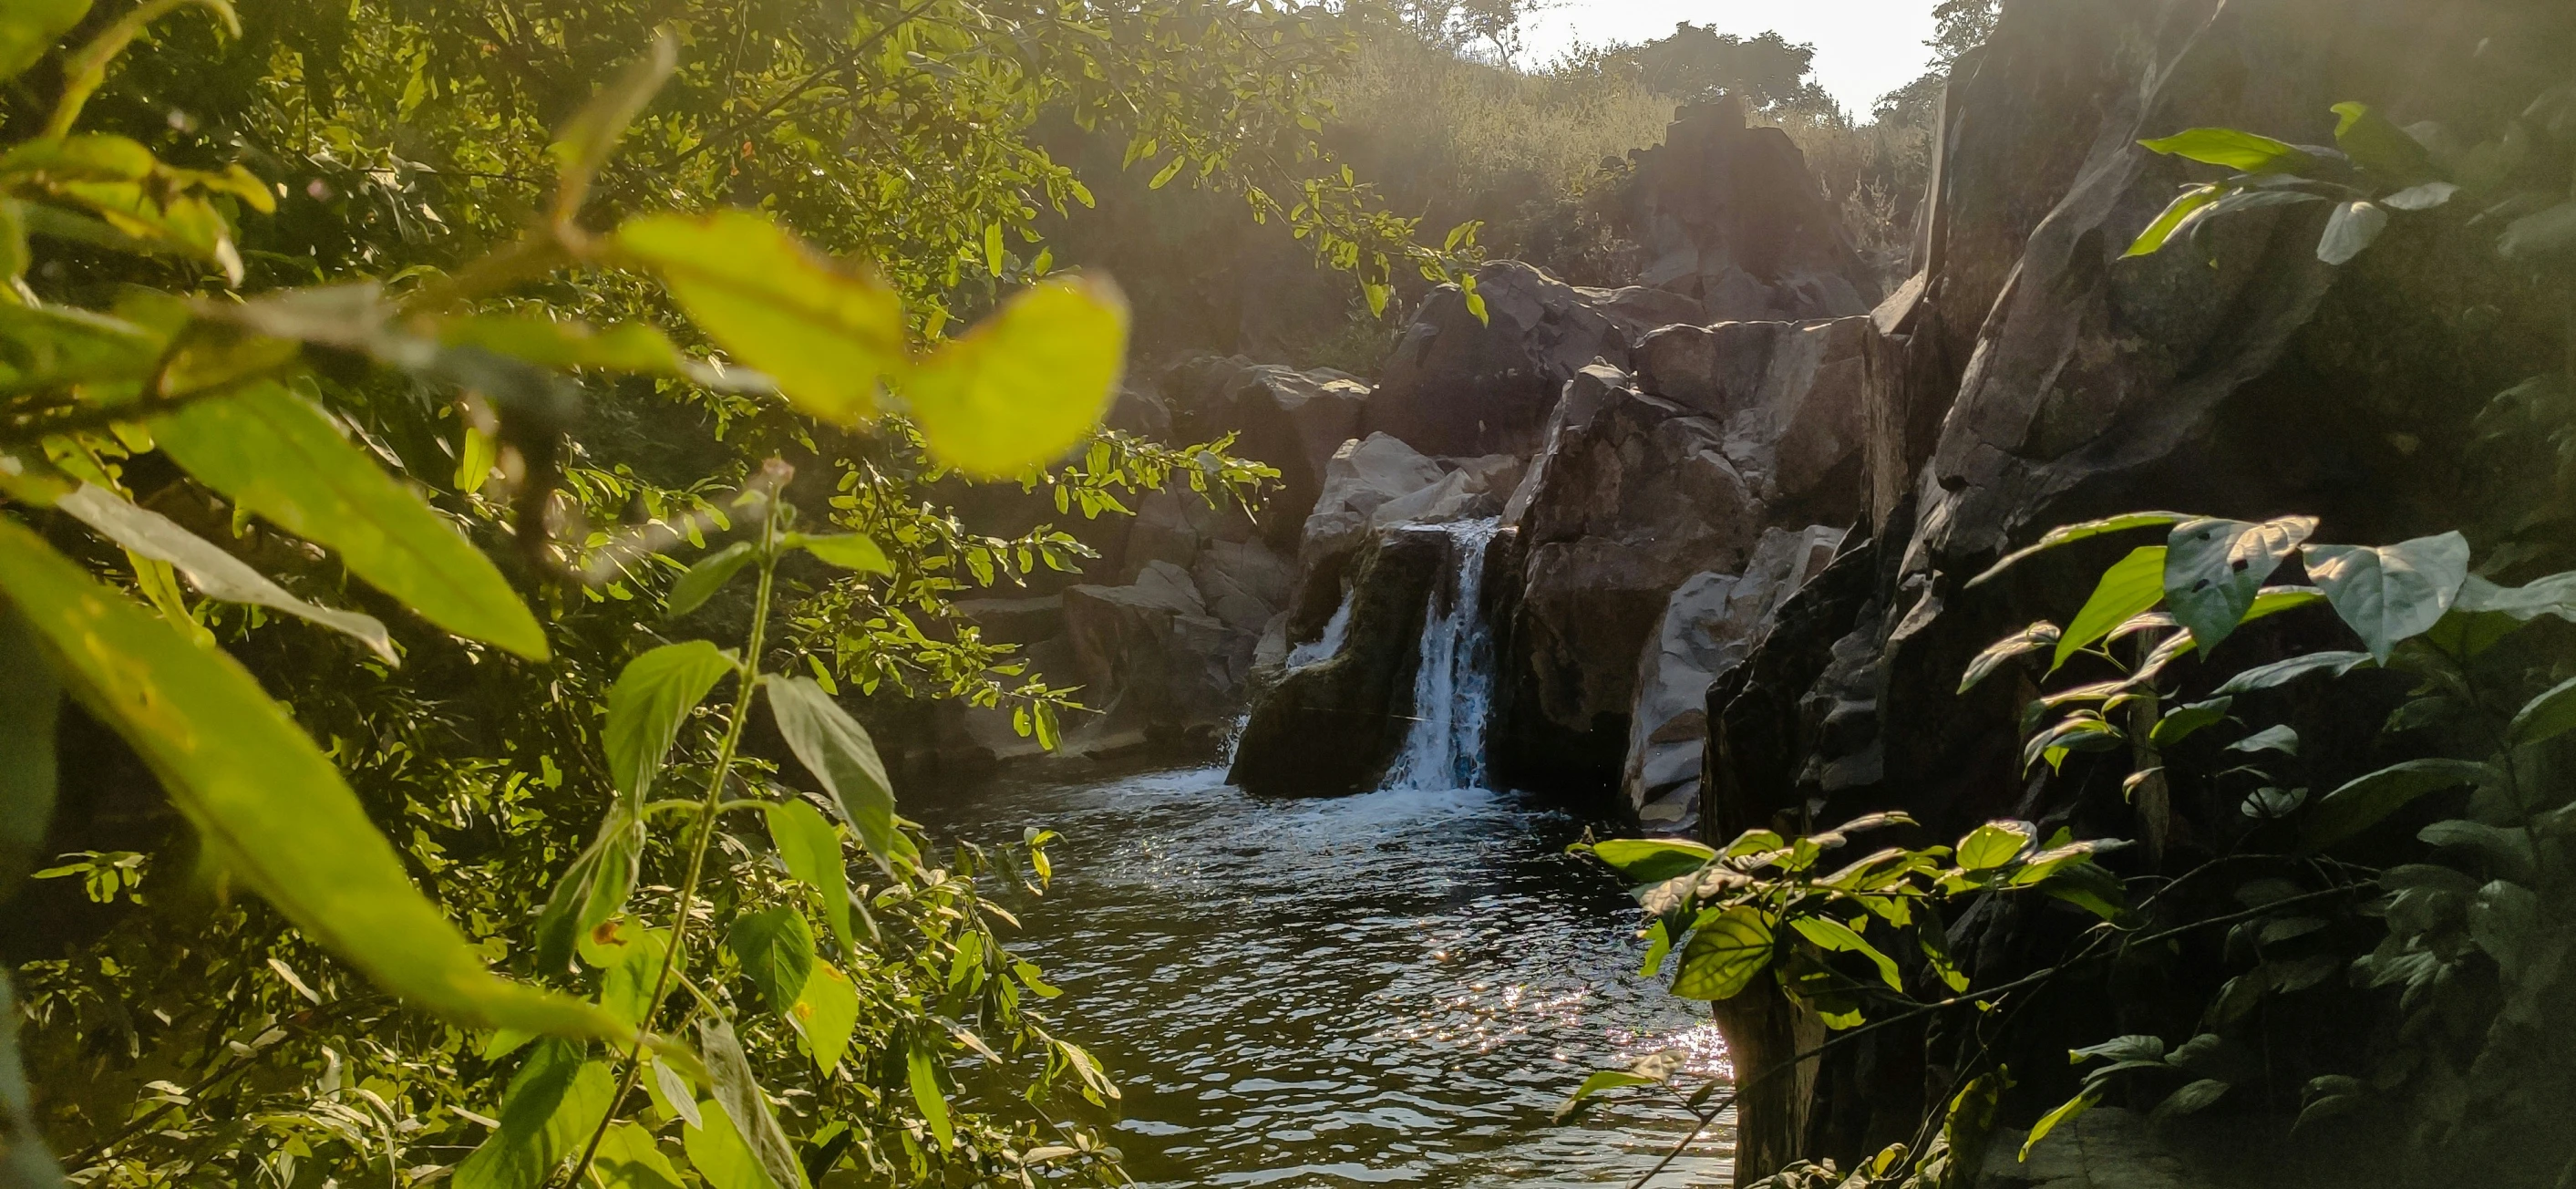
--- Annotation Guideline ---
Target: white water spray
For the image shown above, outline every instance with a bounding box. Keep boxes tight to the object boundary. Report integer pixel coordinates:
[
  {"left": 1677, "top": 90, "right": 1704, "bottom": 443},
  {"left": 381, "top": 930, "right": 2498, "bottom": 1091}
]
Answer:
[{"left": 1385, "top": 518, "right": 1502, "bottom": 792}]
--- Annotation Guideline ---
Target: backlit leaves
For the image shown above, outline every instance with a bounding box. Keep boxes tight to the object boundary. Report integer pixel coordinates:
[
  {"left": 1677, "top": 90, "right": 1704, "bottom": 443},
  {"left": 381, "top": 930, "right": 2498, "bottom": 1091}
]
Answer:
[
  {"left": 2300, "top": 533, "right": 2470, "bottom": 661},
  {"left": 902, "top": 275, "right": 1130, "bottom": 477},
  {"left": 2164, "top": 517, "right": 2313, "bottom": 652},
  {"left": 1671, "top": 907, "right": 1771, "bottom": 1001},
  {"left": 765, "top": 676, "right": 914, "bottom": 873},
  {"left": 2055, "top": 546, "right": 2167, "bottom": 670}
]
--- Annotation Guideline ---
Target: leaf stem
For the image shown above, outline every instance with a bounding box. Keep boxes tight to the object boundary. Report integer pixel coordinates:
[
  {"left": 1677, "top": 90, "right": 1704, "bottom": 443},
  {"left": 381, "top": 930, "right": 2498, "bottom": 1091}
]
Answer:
[{"left": 562, "top": 488, "right": 783, "bottom": 1188}]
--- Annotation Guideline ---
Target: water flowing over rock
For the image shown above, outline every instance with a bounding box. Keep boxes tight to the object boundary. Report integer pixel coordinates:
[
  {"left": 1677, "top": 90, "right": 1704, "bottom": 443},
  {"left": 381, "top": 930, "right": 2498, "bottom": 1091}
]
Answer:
[{"left": 1384, "top": 519, "right": 1504, "bottom": 792}]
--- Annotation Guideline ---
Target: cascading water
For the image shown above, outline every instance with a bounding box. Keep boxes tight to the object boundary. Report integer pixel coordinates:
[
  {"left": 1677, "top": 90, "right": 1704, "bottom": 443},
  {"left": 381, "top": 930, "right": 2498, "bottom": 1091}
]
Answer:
[{"left": 1385, "top": 517, "right": 1503, "bottom": 791}]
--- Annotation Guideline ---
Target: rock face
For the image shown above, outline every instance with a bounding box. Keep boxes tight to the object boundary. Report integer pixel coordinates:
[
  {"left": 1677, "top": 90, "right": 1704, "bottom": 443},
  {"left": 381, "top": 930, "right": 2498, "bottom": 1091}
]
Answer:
[
  {"left": 1621, "top": 526, "right": 1844, "bottom": 828},
  {"left": 1633, "top": 316, "right": 1874, "bottom": 524},
  {"left": 1229, "top": 525, "right": 1454, "bottom": 796},
  {"left": 1060, "top": 562, "right": 1234, "bottom": 744},
  {"left": 1625, "top": 97, "right": 1883, "bottom": 321},
  {"left": 1365, "top": 261, "right": 1707, "bottom": 457}
]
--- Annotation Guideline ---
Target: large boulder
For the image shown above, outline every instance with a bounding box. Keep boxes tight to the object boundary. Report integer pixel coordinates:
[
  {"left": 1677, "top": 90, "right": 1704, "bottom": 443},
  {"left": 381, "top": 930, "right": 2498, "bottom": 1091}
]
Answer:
[
  {"left": 1364, "top": 261, "right": 1706, "bottom": 457},
  {"left": 1493, "top": 363, "right": 1764, "bottom": 786},
  {"left": 1634, "top": 316, "right": 1873, "bottom": 523},
  {"left": 1230, "top": 525, "right": 1454, "bottom": 796},
  {"left": 1621, "top": 526, "right": 1845, "bottom": 828},
  {"left": 1060, "top": 561, "right": 1234, "bottom": 746},
  {"left": 1624, "top": 97, "right": 1883, "bottom": 321},
  {"left": 1164, "top": 357, "right": 1372, "bottom": 544},
  {"left": 1287, "top": 433, "right": 1446, "bottom": 639}
]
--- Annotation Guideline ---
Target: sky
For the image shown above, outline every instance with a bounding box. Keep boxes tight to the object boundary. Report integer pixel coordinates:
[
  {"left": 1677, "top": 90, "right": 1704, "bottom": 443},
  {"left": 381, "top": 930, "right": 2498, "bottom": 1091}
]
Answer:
[{"left": 1513, "top": 0, "right": 1942, "bottom": 116}]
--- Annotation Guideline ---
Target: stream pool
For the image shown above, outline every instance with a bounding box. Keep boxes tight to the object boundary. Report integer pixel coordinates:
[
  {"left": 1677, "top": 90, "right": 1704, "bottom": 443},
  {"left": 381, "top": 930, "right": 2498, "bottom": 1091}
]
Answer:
[{"left": 916, "top": 763, "right": 1735, "bottom": 1188}]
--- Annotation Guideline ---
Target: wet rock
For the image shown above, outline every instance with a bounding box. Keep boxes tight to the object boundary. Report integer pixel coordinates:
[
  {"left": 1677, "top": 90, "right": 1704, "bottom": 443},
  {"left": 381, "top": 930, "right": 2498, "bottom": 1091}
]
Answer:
[
  {"left": 1365, "top": 262, "right": 1706, "bottom": 457},
  {"left": 1230, "top": 525, "right": 1452, "bottom": 796},
  {"left": 1978, "top": 1108, "right": 2211, "bottom": 1189},
  {"left": 1368, "top": 454, "right": 1524, "bottom": 532},
  {"left": 1624, "top": 97, "right": 1882, "bottom": 321},
  {"left": 1622, "top": 526, "right": 1845, "bottom": 828},
  {"left": 953, "top": 594, "right": 1064, "bottom": 645}
]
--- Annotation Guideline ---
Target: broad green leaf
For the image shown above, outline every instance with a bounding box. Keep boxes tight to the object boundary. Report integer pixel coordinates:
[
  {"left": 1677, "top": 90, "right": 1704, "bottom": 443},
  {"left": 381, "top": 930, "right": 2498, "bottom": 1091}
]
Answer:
[
  {"left": 2243, "top": 584, "right": 2324, "bottom": 624},
  {"left": 2329, "top": 102, "right": 2434, "bottom": 182},
  {"left": 2138, "top": 128, "right": 2310, "bottom": 173},
  {"left": 592, "top": 1121, "right": 686, "bottom": 1189},
  {"left": 2123, "top": 184, "right": 2223, "bottom": 258},
  {"left": 533, "top": 811, "right": 643, "bottom": 977},
  {"left": 2022, "top": 1089, "right": 2098, "bottom": 1160},
  {"left": 596, "top": 924, "right": 669, "bottom": 1028},
  {"left": 765, "top": 676, "right": 915, "bottom": 872},
  {"left": 152, "top": 381, "right": 549, "bottom": 659},
  {"left": 2453, "top": 570, "right": 2576, "bottom": 621},
  {"left": 698, "top": 1017, "right": 805, "bottom": 1189},
  {"left": 650, "top": 1060, "right": 702, "bottom": 1129},
  {"left": 0, "top": 0, "right": 88, "bottom": 81},
  {"left": 0, "top": 607, "right": 60, "bottom": 893},
  {"left": 52, "top": 482, "right": 395, "bottom": 662},
  {"left": 790, "top": 962, "right": 859, "bottom": 1075},
  {"left": 615, "top": 210, "right": 905, "bottom": 423},
  {"left": 1585, "top": 837, "right": 1717, "bottom": 884},
  {"left": 0, "top": 971, "right": 65, "bottom": 1187},
  {"left": 666, "top": 542, "right": 756, "bottom": 617},
  {"left": 903, "top": 275, "right": 1128, "bottom": 477},
  {"left": 2316, "top": 200, "right": 2388, "bottom": 265},
  {"left": 605, "top": 641, "right": 737, "bottom": 804},
  {"left": 2212, "top": 650, "right": 2375, "bottom": 695},
  {"left": 1956, "top": 821, "right": 2035, "bottom": 871},
  {"left": 2303, "top": 759, "right": 2493, "bottom": 852},
  {"left": 1788, "top": 916, "right": 1902, "bottom": 991},
  {"left": 726, "top": 906, "right": 815, "bottom": 1018},
  {"left": 2163, "top": 517, "right": 2313, "bottom": 652},
  {"left": 2379, "top": 181, "right": 2458, "bottom": 212},
  {"left": 1960, "top": 622, "right": 2060, "bottom": 693},
  {"left": 2071, "top": 1035, "right": 2167, "bottom": 1065},
  {"left": 0, "top": 519, "right": 626, "bottom": 1040},
  {"left": 1551, "top": 1050, "right": 1685, "bottom": 1122},
  {"left": 452, "top": 1041, "right": 614, "bottom": 1189},
  {"left": 682, "top": 1096, "right": 779, "bottom": 1189},
  {"left": 785, "top": 532, "right": 891, "bottom": 574},
  {"left": 546, "top": 34, "right": 678, "bottom": 223},
  {"left": 2148, "top": 697, "right": 2231, "bottom": 748},
  {"left": 1967, "top": 512, "right": 2185, "bottom": 589},
  {"left": 2508, "top": 677, "right": 2576, "bottom": 748},
  {"left": 1671, "top": 906, "right": 1771, "bottom": 1000},
  {"left": 2226, "top": 725, "right": 2299, "bottom": 756},
  {"left": 2499, "top": 201, "right": 2576, "bottom": 263},
  {"left": 2301, "top": 533, "right": 2470, "bottom": 661},
  {"left": 766, "top": 800, "right": 851, "bottom": 957},
  {"left": 2055, "top": 547, "right": 2167, "bottom": 670},
  {"left": 2155, "top": 1079, "right": 2231, "bottom": 1120},
  {"left": 2419, "top": 820, "right": 2534, "bottom": 882},
  {"left": 907, "top": 1043, "right": 954, "bottom": 1150}
]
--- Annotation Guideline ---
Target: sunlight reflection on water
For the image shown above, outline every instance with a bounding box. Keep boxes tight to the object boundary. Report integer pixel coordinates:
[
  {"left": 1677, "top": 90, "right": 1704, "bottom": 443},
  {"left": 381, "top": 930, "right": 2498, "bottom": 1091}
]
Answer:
[{"left": 919, "top": 764, "right": 1735, "bottom": 1188}]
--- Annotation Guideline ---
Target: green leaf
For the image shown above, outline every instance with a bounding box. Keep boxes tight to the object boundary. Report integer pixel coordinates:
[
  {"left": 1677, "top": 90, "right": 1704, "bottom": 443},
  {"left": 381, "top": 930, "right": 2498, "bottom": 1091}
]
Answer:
[
  {"left": 592, "top": 1121, "right": 686, "bottom": 1189},
  {"left": 0, "top": 606, "right": 61, "bottom": 893},
  {"left": 2139, "top": 128, "right": 2311, "bottom": 173},
  {"left": 151, "top": 381, "right": 549, "bottom": 660},
  {"left": 2329, "top": 102, "right": 2434, "bottom": 182},
  {"left": 726, "top": 906, "right": 816, "bottom": 1018},
  {"left": 2303, "top": 759, "right": 2494, "bottom": 852},
  {"left": 784, "top": 532, "right": 891, "bottom": 574},
  {"left": 2301, "top": 533, "right": 2470, "bottom": 661},
  {"left": 598, "top": 926, "right": 668, "bottom": 1029},
  {"left": 2162, "top": 517, "right": 2313, "bottom": 653},
  {"left": 2379, "top": 181, "right": 2458, "bottom": 212},
  {"left": 2212, "top": 650, "right": 2375, "bottom": 695},
  {"left": 2148, "top": 697, "right": 2231, "bottom": 748},
  {"left": 2155, "top": 1079, "right": 2231, "bottom": 1120},
  {"left": 683, "top": 1094, "right": 780, "bottom": 1189},
  {"left": 2454, "top": 570, "right": 2576, "bottom": 621},
  {"left": 1552, "top": 1070, "right": 1659, "bottom": 1122},
  {"left": 452, "top": 1041, "right": 615, "bottom": 1189},
  {"left": 908, "top": 1043, "right": 954, "bottom": 1149},
  {"left": 902, "top": 275, "right": 1128, "bottom": 477},
  {"left": 546, "top": 35, "right": 677, "bottom": 224},
  {"left": 438, "top": 315, "right": 686, "bottom": 375},
  {"left": 2499, "top": 201, "right": 2576, "bottom": 263},
  {"left": 605, "top": 641, "right": 736, "bottom": 804},
  {"left": 2021, "top": 1089, "right": 2099, "bottom": 1161},
  {"left": 2508, "top": 676, "right": 2576, "bottom": 748},
  {"left": 764, "top": 676, "right": 915, "bottom": 872},
  {"left": 2055, "top": 546, "right": 2168, "bottom": 670},
  {"left": 1960, "top": 622, "right": 2060, "bottom": 693},
  {"left": 790, "top": 962, "right": 859, "bottom": 1075},
  {"left": 1968, "top": 512, "right": 2186, "bottom": 589},
  {"left": 698, "top": 1017, "right": 805, "bottom": 1189},
  {"left": 2072, "top": 1035, "right": 2167, "bottom": 1065},
  {"left": 1671, "top": 906, "right": 1772, "bottom": 1000},
  {"left": 0, "top": 519, "right": 626, "bottom": 1041},
  {"left": 1956, "top": 821, "right": 2035, "bottom": 871},
  {"left": 1585, "top": 837, "right": 1717, "bottom": 884},
  {"left": 1788, "top": 915, "right": 1902, "bottom": 991},
  {"left": 766, "top": 800, "right": 851, "bottom": 957},
  {"left": 2316, "top": 201, "right": 2388, "bottom": 265},
  {"left": 667, "top": 542, "right": 756, "bottom": 617},
  {"left": 2226, "top": 724, "right": 2299, "bottom": 756},
  {"left": 533, "top": 811, "right": 643, "bottom": 977},
  {"left": 51, "top": 482, "right": 397, "bottom": 662},
  {"left": 615, "top": 210, "right": 906, "bottom": 424},
  {"left": 0, "top": 0, "right": 88, "bottom": 80},
  {"left": 2124, "top": 183, "right": 2224, "bottom": 257}
]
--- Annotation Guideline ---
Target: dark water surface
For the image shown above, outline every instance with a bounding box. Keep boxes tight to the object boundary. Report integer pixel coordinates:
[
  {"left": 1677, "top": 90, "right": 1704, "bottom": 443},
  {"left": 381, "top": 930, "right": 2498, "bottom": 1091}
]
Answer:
[{"left": 917, "top": 764, "right": 1735, "bottom": 1188}]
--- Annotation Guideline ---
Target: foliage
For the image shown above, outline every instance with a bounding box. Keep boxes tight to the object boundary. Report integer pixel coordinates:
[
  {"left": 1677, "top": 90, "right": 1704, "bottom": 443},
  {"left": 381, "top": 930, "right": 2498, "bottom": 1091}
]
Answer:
[{"left": 0, "top": 0, "right": 1479, "bottom": 1184}]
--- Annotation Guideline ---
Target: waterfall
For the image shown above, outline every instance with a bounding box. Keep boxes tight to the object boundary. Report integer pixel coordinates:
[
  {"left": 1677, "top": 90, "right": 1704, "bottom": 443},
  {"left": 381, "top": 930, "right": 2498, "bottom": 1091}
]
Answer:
[{"left": 1385, "top": 518, "right": 1502, "bottom": 792}]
